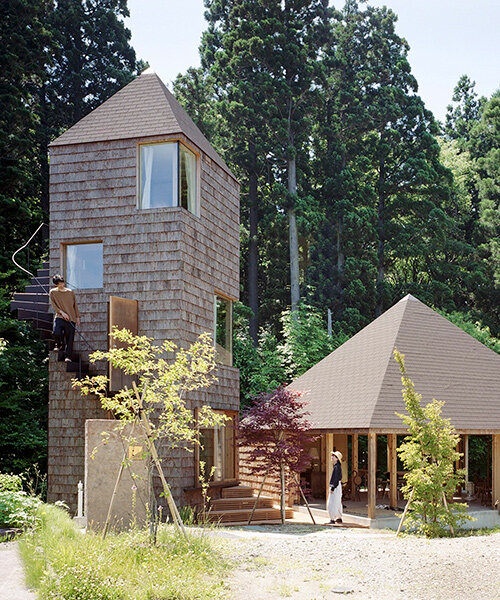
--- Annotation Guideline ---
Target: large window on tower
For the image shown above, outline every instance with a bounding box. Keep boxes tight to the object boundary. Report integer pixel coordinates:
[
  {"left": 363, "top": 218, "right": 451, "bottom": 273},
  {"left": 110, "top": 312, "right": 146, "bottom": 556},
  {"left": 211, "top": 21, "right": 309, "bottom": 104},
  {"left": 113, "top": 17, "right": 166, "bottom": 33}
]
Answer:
[{"left": 138, "top": 141, "right": 198, "bottom": 214}]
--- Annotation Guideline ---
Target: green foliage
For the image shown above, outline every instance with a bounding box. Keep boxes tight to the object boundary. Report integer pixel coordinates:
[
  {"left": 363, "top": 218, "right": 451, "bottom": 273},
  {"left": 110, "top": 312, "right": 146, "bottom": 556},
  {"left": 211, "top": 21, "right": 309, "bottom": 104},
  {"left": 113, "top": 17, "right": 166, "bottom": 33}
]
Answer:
[
  {"left": 19, "top": 503, "right": 228, "bottom": 600},
  {"left": 0, "top": 473, "right": 23, "bottom": 492},
  {"left": 394, "top": 350, "right": 471, "bottom": 537},
  {"left": 74, "top": 329, "right": 226, "bottom": 451},
  {"left": 234, "top": 303, "right": 344, "bottom": 404},
  {"left": 0, "top": 317, "right": 48, "bottom": 473},
  {"left": 0, "top": 489, "right": 42, "bottom": 528}
]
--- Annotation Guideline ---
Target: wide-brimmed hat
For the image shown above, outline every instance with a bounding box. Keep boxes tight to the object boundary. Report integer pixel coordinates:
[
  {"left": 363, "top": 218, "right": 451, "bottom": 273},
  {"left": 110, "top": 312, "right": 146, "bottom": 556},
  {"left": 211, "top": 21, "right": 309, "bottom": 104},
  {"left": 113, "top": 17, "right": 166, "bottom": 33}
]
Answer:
[{"left": 331, "top": 450, "right": 343, "bottom": 462}]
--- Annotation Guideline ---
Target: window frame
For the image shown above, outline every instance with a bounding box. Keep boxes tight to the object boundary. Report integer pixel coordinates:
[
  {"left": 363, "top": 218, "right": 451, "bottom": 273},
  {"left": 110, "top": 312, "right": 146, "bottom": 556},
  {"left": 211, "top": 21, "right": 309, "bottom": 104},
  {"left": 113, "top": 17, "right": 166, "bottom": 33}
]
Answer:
[
  {"left": 195, "top": 408, "right": 238, "bottom": 485},
  {"left": 137, "top": 139, "right": 200, "bottom": 216},
  {"left": 62, "top": 240, "right": 103, "bottom": 290},
  {"left": 214, "top": 293, "right": 233, "bottom": 366}
]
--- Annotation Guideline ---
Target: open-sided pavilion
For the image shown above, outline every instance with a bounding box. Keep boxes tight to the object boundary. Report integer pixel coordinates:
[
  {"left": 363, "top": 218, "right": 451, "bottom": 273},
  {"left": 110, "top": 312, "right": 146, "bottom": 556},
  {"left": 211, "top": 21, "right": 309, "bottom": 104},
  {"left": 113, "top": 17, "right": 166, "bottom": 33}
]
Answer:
[{"left": 288, "top": 295, "right": 500, "bottom": 521}]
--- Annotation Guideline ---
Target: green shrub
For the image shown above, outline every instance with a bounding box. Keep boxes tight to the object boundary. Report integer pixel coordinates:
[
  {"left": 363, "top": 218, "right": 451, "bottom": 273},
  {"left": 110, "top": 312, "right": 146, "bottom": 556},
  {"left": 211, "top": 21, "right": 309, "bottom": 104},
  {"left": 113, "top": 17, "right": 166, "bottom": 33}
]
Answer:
[
  {"left": 0, "top": 490, "right": 41, "bottom": 528},
  {"left": 0, "top": 473, "right": 23, "bottom": 492}
]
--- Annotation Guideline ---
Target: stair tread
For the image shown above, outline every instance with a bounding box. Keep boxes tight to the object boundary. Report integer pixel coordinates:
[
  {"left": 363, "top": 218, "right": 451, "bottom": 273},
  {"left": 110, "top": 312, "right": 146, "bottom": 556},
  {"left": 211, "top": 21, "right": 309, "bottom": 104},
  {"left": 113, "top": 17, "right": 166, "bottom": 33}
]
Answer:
[
  {"left": 15, "top": 309, "right": 53, "bottom": 321},
  {"left": 209, "top": 507, "right": 293, "bottom": 515}
]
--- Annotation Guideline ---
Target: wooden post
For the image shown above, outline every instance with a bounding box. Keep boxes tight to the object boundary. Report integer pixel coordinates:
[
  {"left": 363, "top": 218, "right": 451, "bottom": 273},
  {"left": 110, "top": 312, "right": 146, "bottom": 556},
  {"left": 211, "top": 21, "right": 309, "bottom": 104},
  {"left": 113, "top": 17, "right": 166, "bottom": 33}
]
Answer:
[
  {"left": 387, "top": 434, "right": 398, "bottom": 509},
  {"left": 493, "top": 434, "right": 500, "bottom": 510},
  {"left": 368, "top": 433, "right": 377, "bottom": 519},
  {"left": 464, "top": 434, "right": 469, "bottom": 484},
  {"left": 325, "top": 433, "right": 334, "bottom": 503},
  {"left": 352, "top": 434, "right": 358, "bottom": 477}
]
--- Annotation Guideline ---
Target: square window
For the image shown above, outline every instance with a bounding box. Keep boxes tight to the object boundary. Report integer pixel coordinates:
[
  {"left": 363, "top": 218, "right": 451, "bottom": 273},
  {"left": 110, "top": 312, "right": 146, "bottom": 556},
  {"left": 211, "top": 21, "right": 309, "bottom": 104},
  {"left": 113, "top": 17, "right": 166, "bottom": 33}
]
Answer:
[
  {"left": 214, "top": 295, "right": 232, "bottom": 366},
  {"left": 139, "top": 141, "right": 198, "bottom": 214},
  {"left": 65, "top": 242, "right": 103, "bottom": 289}
]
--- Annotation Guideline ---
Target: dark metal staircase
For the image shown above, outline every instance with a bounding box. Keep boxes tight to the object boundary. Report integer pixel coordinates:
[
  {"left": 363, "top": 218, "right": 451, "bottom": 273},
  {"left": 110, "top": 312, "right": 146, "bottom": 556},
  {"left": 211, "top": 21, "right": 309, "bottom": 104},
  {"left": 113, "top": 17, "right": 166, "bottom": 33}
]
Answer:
[{"left": 10, "top": 261, "right": 90, "bottom": 378}]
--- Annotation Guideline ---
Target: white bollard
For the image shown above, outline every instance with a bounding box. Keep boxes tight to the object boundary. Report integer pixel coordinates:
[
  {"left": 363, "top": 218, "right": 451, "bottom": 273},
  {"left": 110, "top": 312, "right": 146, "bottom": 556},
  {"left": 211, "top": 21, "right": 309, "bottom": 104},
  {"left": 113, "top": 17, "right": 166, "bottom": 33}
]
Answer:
[{"left": 77, "top": 480, "right": 84, "bottom": 518}]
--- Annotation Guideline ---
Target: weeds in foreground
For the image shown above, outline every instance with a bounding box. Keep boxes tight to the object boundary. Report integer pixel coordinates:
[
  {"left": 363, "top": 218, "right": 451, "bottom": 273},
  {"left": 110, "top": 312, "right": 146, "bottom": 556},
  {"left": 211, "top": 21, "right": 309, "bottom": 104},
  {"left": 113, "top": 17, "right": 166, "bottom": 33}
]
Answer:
[{"left": 19, "top": 503, "right": 229, "bottom": 600}]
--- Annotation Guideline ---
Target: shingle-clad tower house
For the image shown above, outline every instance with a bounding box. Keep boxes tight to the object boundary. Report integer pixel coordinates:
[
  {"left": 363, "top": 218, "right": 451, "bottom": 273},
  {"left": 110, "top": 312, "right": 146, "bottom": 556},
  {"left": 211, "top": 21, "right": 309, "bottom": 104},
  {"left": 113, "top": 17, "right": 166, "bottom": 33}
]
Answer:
[{"left": 46, "top": 69, "right": 240, "bottom": 511}]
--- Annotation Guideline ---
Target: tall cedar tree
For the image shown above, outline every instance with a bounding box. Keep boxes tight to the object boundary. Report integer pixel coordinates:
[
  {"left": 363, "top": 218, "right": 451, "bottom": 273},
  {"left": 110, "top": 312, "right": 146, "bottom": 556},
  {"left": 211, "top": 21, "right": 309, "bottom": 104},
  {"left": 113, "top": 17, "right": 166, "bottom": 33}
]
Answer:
[
  {"left": 199, "top": 0, "right": 278, "bottom": 343},
  {"left": 41, "top": 0, "right": 143, "bottom": 214},
  {"left": 310, "top": 1, "right": 379, "bottom": 326},
  {"left": 0, "top": 0, "right": 51, "bottom": 295},
  {"left": 239, "top": 386, "right": 313, "bottom": 522}
]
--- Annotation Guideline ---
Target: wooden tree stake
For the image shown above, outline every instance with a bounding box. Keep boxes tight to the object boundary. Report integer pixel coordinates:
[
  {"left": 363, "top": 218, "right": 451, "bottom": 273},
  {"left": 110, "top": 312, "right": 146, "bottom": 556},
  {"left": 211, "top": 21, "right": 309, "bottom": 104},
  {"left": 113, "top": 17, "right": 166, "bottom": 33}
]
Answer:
[
  {"left": 248, "top": 470, "right": 269, "bottom": 525},
  {"left": 396, "top": 487, "right": 414, "bottom": 536}
]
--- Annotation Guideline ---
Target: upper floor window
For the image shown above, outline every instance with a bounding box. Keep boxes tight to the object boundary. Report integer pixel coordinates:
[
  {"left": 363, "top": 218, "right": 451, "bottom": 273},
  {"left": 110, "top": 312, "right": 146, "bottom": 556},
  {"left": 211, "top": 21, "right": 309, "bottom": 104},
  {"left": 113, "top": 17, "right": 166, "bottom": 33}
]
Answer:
[
  {"left": 65, "top": 242, "right": 103, "bottom": 289},
  {"left": 139, "top": 141, "right": 198, "bottom": 215},
  {"left": 214, "top": 295, "right": 232, "bottom": 366}
]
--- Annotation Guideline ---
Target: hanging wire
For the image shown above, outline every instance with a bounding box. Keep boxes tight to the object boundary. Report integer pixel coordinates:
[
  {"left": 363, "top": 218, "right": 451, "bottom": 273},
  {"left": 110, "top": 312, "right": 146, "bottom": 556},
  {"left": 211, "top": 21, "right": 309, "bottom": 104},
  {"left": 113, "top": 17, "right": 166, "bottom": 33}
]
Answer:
[{"left": 11, "top": 223, "right": 97, "bottom": 353}]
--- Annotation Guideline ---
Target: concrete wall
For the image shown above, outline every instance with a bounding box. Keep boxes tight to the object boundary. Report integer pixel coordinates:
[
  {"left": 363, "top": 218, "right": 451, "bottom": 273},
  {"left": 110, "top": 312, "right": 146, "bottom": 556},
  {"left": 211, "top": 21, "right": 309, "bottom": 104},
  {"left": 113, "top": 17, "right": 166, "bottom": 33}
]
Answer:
[
  {"left": 85, "top": 420, "right": 149, "bottom": 531},
  {"left": 48, "top": 133, "right": 240, "bottom": 511}
]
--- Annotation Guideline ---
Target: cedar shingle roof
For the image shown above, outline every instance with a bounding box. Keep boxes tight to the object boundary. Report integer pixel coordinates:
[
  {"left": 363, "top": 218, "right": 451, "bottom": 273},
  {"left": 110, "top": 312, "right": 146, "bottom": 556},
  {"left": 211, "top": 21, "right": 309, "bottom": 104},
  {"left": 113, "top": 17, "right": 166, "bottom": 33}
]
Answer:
[
  {"left": 49, "top": 69, "right": 236, "bottom": 180},
  {"left": 288, "top": 295, "right": 500, "bottom": 433}
]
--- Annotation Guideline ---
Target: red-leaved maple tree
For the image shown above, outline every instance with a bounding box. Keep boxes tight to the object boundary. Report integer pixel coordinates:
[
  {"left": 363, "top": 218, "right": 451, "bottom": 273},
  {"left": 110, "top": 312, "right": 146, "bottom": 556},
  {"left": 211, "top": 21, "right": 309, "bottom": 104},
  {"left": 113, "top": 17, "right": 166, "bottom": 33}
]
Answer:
[{"left": 239, "top": 385, "right": 313, "bottom": 523}]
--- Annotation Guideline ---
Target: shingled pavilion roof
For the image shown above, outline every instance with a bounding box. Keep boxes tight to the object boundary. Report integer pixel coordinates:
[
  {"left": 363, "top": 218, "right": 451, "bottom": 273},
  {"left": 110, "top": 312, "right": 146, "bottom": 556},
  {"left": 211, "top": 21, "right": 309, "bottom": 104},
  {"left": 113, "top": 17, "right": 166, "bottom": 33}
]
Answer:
[
  {"left": 288, "top": 295, "right": 500, "bottom": 433},
  {"left": 49, "top": 69, "right": 235, "bottom": 180}
]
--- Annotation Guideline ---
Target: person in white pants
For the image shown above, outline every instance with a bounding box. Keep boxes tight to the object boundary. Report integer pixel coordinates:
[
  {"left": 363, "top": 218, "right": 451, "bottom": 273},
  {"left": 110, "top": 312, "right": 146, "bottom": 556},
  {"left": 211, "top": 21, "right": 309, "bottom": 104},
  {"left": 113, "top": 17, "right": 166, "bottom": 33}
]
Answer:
[{"left": 327, "top": 450, "right": 343, "bottom": 523}]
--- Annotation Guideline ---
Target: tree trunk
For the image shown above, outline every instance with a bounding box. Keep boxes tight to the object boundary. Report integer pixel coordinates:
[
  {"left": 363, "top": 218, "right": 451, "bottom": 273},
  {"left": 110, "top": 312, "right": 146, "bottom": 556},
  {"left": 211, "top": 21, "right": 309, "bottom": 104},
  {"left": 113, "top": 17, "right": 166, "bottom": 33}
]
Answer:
[
  {"left": 335, "top": 152, "right": 346, "bottom": 317},
  {"left": 288, "top": 156, "right": 300, "bottom": 313},
  {"left": 248, "top": 141, "right": 259, "bottom": 345},
  {"left": 376, "top": 152, "right": 386, "bottom": 317}
]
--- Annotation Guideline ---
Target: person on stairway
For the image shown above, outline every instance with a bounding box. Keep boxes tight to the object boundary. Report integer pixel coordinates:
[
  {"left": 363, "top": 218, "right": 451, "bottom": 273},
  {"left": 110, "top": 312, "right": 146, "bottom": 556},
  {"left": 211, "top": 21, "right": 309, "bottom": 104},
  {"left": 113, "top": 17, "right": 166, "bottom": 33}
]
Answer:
[
  {"left": 49, "top": 274, "right": 80, "bottom": 362},
  {"left": 328, "top": 450, "right": 343, "bottom": 524}
]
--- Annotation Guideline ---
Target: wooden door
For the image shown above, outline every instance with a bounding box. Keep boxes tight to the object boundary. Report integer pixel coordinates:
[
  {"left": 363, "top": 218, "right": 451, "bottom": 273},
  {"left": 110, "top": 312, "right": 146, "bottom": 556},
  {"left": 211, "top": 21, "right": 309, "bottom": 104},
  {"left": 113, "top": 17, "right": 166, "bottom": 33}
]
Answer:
[{"left": 108, "top": 296, "right": 138, "bottom": 392}]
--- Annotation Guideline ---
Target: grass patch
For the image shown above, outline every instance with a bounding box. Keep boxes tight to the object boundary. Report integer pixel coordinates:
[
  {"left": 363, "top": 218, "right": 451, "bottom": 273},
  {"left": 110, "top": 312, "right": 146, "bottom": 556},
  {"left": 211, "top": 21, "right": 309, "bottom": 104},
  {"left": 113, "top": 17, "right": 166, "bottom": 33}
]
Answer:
[{"left": 19, "top": 503, "right": 229, "bottom": 599}]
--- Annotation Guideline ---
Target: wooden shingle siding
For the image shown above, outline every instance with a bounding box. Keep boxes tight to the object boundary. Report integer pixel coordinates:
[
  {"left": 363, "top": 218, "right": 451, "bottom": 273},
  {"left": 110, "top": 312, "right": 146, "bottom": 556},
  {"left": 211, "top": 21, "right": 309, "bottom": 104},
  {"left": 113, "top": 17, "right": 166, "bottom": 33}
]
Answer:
[{"left": 48, "top": 126, "right": 239, "bottom": 509}]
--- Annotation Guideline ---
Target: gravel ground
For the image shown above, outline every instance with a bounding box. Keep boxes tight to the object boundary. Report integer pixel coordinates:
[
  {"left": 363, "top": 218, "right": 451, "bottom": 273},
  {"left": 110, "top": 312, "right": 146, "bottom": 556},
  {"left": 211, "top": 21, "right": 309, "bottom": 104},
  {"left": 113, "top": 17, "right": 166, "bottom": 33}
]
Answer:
[
  {"left": 0, "top": 542, "right": 37, "bottom": 600},
  {"left": 217, "top": 524, "right": 500, "bottom": 600}
]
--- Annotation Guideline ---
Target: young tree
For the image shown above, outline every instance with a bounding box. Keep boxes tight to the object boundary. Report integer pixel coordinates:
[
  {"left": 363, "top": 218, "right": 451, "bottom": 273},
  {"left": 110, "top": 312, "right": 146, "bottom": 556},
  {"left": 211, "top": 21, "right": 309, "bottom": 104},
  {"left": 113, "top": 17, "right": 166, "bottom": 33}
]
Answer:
[
  {"left": 73, "top": 329, "right": 226, "bottom": 535},
  {"left": 239, "top": 386, "right": 313, "bottom": 523},
  {"left": 394, "top": 349, "right": 470, "bottom": 537}
]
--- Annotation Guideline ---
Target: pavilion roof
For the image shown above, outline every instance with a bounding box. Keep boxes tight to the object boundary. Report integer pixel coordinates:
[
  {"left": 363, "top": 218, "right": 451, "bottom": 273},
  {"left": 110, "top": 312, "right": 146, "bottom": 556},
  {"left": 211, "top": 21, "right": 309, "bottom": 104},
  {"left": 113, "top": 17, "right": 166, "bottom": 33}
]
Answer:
[
  {"left": 287, "top": 295, "right": 500, "bottom": 433},
  {"left": 49, "top": 69, "right": 236, "bottom": 181}
]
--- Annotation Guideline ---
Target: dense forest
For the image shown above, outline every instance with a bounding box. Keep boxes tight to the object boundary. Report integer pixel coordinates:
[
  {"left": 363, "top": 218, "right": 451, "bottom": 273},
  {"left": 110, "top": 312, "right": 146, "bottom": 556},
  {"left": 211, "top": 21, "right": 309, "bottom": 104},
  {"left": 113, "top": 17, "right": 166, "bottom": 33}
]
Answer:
[{"left": 1, "top": 0, "right": 499, "bottom": 473}]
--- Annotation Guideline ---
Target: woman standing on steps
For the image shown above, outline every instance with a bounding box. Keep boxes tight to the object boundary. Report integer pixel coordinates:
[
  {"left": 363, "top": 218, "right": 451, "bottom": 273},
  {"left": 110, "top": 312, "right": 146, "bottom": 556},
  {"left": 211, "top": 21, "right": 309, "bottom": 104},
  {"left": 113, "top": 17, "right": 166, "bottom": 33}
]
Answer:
[
  {"left": 328, "top": 451, "right": 343, "bottom": 524},
  {"left": 49, "top": 274, "right": 80, "bottom": 362}
]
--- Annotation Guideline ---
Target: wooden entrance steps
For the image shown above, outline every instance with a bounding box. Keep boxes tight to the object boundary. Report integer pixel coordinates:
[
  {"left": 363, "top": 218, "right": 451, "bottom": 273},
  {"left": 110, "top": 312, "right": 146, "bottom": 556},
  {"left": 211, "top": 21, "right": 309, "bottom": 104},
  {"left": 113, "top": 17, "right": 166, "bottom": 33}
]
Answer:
[{"left": 207, "top": 485, "right": 294, "bottom": 525}]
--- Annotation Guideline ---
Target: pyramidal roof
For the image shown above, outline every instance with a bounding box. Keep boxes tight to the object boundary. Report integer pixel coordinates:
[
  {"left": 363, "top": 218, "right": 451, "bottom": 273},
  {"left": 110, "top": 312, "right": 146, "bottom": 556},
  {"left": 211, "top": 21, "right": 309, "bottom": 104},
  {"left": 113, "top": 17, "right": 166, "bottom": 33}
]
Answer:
[
  {"left": 288, "top": 295, "right": 500, "bottom": 432},
  {"left": 49, "top": 69, "right": 235, "bottom": 180}
]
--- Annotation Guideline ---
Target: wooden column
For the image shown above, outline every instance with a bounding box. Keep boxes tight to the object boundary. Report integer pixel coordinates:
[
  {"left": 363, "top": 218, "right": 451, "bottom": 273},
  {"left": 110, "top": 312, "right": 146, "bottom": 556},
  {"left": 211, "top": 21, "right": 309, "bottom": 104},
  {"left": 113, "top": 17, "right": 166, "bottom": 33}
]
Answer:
[
  {"left": 387, "top": 434, "right": 397, "bottom": 509},
  {"left": 325, "top": 433, "right": 333, "bottom": 503},
  {"left": 368, "top": 433, "right": 377, "bottom": 519},
  {"left": 352, "top": 434, "right": 359, "bottom": 476},
  {"left": 463, "top": 434, "right": 469, "bottom": 483},
  {"left": 493, "top": 434, "right": 500, "bottom": 509}
]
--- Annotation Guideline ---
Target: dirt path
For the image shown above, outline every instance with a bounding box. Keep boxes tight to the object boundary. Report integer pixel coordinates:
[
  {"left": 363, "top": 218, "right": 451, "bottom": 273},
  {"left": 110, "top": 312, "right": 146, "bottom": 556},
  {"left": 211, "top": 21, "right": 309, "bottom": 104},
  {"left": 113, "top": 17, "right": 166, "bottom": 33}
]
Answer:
[
  {"left": 219, "top": 524, "right": 500, "bottom": 600},
  {"left": 0, "top": 542, "right": 37, "bottom": 600}
]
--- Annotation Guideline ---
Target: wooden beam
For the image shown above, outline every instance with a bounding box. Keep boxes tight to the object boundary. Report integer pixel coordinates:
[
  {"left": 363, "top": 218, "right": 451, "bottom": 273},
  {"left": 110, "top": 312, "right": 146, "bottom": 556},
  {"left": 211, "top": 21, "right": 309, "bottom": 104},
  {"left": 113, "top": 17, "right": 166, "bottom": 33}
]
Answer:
[
  {"left": 325, "top": 433, "right": 333, "bottom": 503},
  {"left": 368, "top": 433, "right": 377, "bottom": 519},
  {"left": 493, "top": 435, "right": 500, "bottom": 510},
  {"left": 388, "top": 434, "right": 397, "bottom": 509},
  {"left": 352, "top": 434, "right": 359, "bottom": 476}
]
